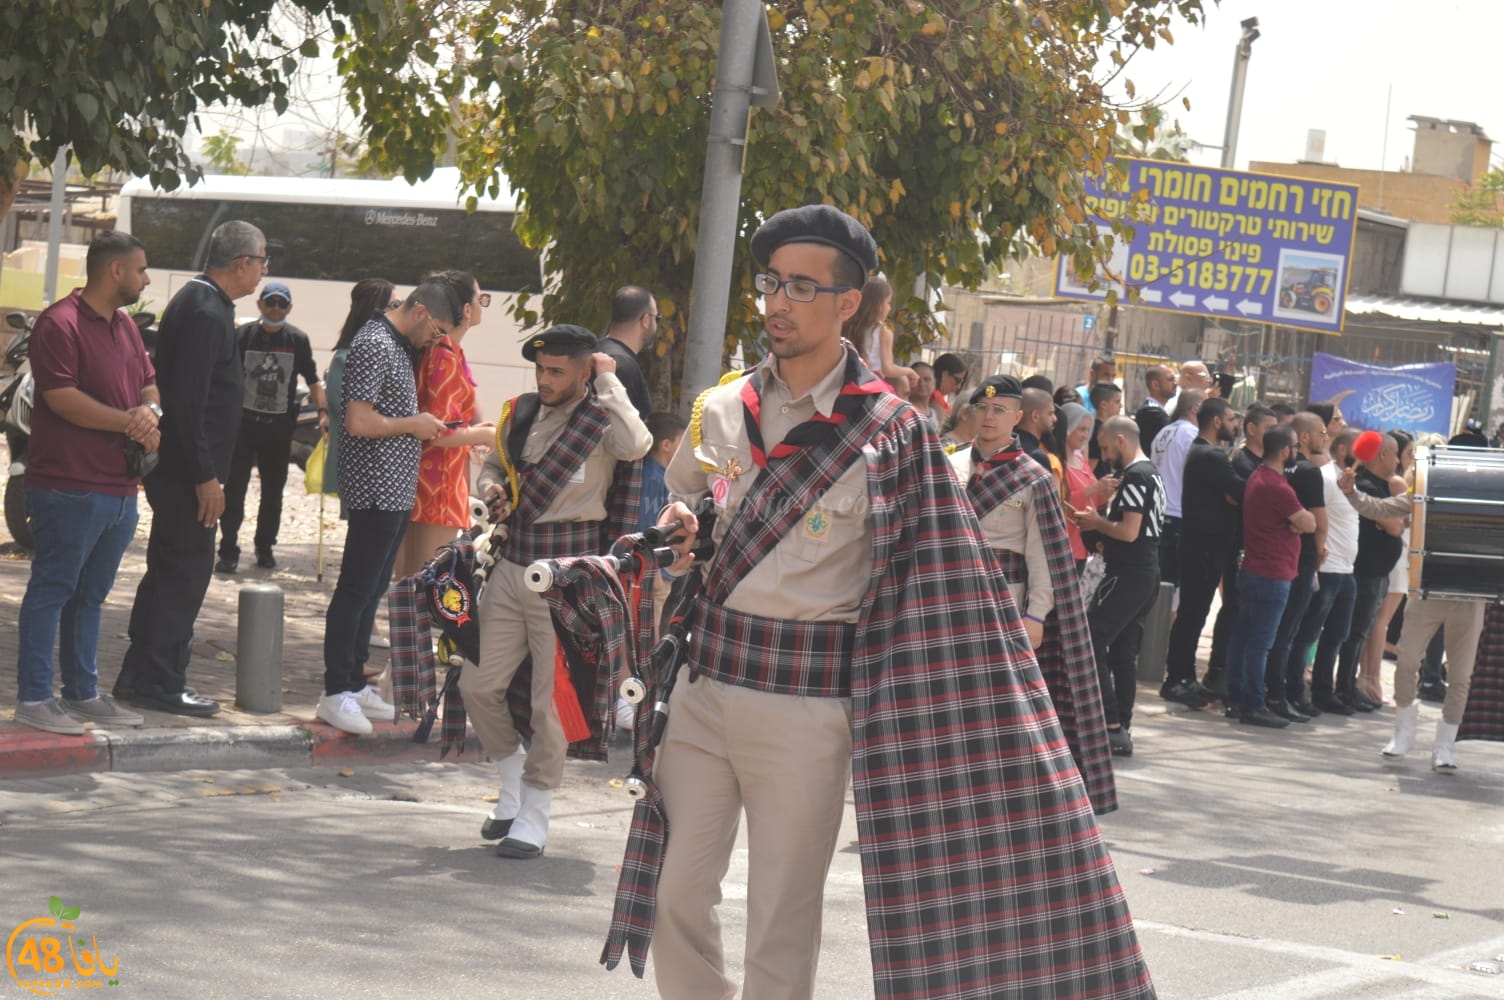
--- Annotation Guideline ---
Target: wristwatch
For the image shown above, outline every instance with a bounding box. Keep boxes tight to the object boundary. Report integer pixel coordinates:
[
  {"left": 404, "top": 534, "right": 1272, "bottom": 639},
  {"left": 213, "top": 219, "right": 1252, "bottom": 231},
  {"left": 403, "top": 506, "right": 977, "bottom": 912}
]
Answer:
[{"left": 145, "top": 402, "right": 163, "bottom": 418}]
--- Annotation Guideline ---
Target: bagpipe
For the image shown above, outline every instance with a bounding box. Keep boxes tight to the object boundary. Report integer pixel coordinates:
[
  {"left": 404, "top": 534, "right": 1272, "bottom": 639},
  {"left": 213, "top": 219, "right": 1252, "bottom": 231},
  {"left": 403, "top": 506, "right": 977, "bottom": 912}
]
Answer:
[{"left": 525, "top": 497, "right": 717, "bottom": 797}]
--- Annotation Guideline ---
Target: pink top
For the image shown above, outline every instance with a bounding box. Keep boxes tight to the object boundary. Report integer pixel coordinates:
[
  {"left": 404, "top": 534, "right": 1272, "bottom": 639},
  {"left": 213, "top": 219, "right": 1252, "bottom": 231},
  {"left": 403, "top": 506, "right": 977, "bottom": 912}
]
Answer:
[{"left": 1063, "top": 453, "right": 1099, "bottom": 561}]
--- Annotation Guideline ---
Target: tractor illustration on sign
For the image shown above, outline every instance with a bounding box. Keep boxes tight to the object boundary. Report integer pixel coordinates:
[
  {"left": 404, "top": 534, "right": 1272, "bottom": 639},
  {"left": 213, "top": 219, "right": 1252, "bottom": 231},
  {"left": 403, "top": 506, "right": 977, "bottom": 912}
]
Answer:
[{"left": 1278, "top": 267, "right": 1337, "bottom": 315}]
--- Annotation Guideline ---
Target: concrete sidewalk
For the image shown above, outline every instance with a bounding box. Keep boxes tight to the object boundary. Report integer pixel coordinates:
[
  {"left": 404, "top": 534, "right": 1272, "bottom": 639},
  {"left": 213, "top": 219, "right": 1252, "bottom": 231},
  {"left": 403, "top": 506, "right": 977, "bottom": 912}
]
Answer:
[{"left": 0, "top": 466, "right": 469, "bottom": 778}]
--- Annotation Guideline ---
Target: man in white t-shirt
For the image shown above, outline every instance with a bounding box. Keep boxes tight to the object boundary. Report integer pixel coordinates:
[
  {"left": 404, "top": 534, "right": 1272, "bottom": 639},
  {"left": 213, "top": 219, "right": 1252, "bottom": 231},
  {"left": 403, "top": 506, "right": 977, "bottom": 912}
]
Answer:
[
  {"left": 1149, "top": 388, "right": 1203, "bottom": 586},
  {"left": 1283, "top": 427, "right": 1360, "bottom": 717}
]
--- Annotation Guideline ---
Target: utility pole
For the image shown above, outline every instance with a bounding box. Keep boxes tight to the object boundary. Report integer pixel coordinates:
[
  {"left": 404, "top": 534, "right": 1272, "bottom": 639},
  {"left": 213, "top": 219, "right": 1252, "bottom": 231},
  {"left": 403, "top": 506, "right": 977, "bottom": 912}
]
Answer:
[
  {"left": 1219, "top": 18, "right": 1261, "bottom": 171},
  {"left": 43, "top": 146, "right": 70, "bottom": 307},
  {"left": 678, "top": 0, "right": 780, "bottom": 415}
]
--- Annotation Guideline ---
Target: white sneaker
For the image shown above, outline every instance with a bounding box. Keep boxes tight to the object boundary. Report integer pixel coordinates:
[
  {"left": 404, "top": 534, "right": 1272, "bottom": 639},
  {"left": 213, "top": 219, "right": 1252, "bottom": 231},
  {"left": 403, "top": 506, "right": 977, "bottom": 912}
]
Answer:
[
  {"left": 352, "top": 684, "right": 395, "bottom": 722},
  {"left": 316, "top": 692, "right": 373, "bottom": 735},
  {"left": 615, "top": 697, "right": 636, "bottom": 731},
  {"left": 368, "top": 633, "right": 391, "bottom": 649}
]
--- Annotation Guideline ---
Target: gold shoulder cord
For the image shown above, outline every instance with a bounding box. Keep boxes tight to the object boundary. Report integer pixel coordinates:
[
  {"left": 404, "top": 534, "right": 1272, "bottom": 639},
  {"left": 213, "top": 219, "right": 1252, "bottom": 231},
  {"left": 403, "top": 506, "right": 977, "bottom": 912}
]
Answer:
[
  {"left": 690, "top": 370, "right": 746, "bottom": 474},
  {"left": 495, "top": 398, "right": 522, "bottom": 508},
  {"left": 943, "top": 440, "right": 963, "bottom": 455}
]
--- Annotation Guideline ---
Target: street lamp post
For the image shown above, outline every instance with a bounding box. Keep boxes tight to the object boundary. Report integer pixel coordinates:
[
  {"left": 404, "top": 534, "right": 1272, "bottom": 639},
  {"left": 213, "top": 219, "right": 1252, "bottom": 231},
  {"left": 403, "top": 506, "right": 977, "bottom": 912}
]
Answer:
[{"left": 1219, "top": 18, "right": 1260, "bottom": 171}]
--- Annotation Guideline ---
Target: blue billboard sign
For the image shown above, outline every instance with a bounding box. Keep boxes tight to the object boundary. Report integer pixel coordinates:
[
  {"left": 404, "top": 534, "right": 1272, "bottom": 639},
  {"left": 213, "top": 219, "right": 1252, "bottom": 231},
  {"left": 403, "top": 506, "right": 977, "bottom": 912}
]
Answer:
[
  {"left": 1054, "top": 158, "right": 1361, "bottom": 335},
  {"left": 1309, "top": 352, "right": 1456, "bottom": 439}
]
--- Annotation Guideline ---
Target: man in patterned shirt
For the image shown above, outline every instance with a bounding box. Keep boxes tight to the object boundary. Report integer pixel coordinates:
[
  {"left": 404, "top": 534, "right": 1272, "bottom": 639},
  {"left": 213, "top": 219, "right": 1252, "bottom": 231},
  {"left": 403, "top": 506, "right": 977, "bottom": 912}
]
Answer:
[{"left": 319, "top": 279, "right": 453, "bottom": 735}]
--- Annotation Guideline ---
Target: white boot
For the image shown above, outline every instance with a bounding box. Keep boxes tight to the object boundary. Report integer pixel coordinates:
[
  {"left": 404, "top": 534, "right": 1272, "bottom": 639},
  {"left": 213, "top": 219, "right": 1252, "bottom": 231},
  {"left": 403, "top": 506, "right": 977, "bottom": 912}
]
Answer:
[
  {"left": 1432, "top": 721, "right": 1460, "bottom": 774},
  {"left": 481, "top": 748, "right": 526, "bottom": 840},
  {"left": 496, "top": 784, "right": 554, "bottom": 859},
  {"left": 1381, "top": 701, "right": 1420, "bottom": 759}
]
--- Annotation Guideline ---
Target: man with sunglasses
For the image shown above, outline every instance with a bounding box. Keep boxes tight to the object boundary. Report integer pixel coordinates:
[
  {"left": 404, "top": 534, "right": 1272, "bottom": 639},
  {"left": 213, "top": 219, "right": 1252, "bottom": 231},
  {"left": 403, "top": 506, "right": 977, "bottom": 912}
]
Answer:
[
  {"left": 605, "top": 204, "right": 1153, "bottom": 998},
  {"left": 318, "top": 279, "right": 453, "bottom": 735},
  {"left": 215, "top": 281, "right": 325, "bottom": 573},
  {"left": 115, "top": 222, "right": 269, "bottom": 717}
]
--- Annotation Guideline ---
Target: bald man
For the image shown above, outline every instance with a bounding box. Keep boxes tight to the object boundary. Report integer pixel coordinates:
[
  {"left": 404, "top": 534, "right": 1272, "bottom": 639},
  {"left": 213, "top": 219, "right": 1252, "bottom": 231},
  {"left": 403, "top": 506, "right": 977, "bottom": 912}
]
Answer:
[
  {"left": 1016, "top": 387, "right": 1057, "bottom": 472},
  {"left": 1133, "top": 364, "right": 1176, "bottom": 452}
]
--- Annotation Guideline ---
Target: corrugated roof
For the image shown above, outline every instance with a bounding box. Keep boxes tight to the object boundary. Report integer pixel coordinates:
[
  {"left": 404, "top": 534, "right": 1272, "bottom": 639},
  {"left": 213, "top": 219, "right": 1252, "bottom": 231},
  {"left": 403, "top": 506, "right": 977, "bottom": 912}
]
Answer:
[{"left": 1345, "top": 293, "right": 1504, "bottom": 327}]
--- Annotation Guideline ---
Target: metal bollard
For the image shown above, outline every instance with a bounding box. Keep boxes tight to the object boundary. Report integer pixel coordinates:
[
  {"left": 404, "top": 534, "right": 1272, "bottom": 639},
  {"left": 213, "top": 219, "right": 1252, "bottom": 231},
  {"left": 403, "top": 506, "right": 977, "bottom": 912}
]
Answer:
[
  {"left": 1134, "top": 581, "right": 1177, "bottom": 684},
  {"left": 236, "top": 582, "right": 284, "bottom": 713}
]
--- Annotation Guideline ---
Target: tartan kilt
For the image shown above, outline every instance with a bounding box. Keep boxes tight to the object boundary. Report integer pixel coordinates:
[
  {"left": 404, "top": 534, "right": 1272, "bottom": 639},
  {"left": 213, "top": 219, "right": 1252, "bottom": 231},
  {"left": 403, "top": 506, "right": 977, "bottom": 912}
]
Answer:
[
  {"left": 1460, "top": 602, "right": 1504, "bottom": 742},
  {"left": 688, "top": 601, "right": 855, "bottom": 697},
  {"left": 503, "top": 519, "right": 605, "bottom": 567}
]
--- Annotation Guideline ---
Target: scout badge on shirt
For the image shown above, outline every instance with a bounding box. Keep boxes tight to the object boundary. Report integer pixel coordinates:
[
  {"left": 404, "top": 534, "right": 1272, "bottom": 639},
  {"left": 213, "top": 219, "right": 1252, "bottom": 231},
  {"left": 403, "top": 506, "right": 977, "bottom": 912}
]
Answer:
[
  {"left": 801, "top": 505, "right": 833, "bottom": 543},
  {"left": 710, "top": 473, "right": 731, "bottom": 510}
]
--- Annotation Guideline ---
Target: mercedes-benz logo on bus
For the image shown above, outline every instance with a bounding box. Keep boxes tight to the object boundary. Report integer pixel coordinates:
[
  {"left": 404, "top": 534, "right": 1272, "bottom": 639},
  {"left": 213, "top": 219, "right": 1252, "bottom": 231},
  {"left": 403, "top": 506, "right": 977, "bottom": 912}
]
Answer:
[{"left": 365, "top": 209, "right": 377, "bottom": 225}]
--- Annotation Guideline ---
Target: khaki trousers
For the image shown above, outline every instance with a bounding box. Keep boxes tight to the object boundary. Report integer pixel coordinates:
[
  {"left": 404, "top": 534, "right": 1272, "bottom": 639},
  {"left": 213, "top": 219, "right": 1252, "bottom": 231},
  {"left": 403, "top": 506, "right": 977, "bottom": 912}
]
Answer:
[
  {"left": 652, "top": 673, "right": 853, "bottom": 1000},
  {"left": 459, "top": 559, "right": 566, "bottom": 788},
  {"left": 1394, "top": 596, "right": 1485, "bottom": 725}
]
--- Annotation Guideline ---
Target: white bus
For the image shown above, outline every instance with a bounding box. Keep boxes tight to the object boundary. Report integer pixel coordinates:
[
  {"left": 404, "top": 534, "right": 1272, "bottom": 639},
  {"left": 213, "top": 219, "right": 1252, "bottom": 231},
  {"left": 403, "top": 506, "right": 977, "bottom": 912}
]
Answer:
[{"left": 117, "top": 168, "right": 544, "bottom": 417}]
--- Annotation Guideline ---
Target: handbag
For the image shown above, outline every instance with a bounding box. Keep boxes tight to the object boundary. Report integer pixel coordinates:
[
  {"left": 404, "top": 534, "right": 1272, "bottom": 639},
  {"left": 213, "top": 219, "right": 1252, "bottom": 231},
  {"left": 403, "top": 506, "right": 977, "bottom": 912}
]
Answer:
[
  {"left": 121, "top": 439, "right": 159, "bottom": 479},
  {"left": 304, "top": 434, "right": 328, "bottom": 493}
]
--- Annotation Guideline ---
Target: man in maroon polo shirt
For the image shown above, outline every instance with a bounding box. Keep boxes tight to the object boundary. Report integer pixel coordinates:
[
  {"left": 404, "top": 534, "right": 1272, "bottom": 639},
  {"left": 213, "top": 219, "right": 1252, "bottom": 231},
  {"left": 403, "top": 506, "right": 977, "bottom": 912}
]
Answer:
[{"left": 13, "top": 231, "right": 161, "bottom": 734}]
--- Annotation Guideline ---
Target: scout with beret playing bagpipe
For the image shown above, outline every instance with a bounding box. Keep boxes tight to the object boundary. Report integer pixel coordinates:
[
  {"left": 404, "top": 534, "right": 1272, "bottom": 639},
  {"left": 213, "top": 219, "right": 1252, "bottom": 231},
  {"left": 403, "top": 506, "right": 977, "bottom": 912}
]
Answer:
[
  {"left": 949, "top": 373, "right": 1118, "bottom": 815},
  {"left": 390, "top": 324, "right": 652, "bottom": 860},
  {"left": 530, "top": 204, "right": 1156, "bottom": 998}
]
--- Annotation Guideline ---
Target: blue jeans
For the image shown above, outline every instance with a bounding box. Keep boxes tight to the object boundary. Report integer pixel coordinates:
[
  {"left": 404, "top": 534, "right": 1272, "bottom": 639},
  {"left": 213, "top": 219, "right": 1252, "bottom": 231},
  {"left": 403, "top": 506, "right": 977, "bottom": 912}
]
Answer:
[
  {"left": 1264, "top": 568, "right": 1315, "bottom": 703},
  {"left": 17, "top": 488, "right": 139, "bottom": 702},
  {"left": 1227, "top": 569, "right": 1291, "bottom": 713},
  {"left": 1298, "top": 572, "right": 1356, "bottom": 700}
]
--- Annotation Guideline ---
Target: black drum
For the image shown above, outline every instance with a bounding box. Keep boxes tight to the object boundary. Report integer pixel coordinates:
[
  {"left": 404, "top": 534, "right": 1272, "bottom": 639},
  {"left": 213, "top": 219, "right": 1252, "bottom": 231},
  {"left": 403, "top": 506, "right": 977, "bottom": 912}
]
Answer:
[{"left": 1410, "top": 445, "right": 1504, "bottom": 601}]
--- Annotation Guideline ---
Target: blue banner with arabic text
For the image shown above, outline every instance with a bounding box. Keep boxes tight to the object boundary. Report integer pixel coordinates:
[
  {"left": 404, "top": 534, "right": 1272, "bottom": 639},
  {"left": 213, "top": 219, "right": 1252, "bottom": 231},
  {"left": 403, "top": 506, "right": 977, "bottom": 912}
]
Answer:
[{"left": 1309, "top": 352, "right": 1455, "bottom": 439}]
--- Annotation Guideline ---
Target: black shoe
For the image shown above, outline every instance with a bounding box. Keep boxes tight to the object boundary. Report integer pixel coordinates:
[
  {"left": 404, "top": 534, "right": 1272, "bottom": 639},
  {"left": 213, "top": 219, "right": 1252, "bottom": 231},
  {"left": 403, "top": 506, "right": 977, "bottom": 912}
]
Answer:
[
  {"left": 119, "top": 689, "right": 221, "bottom": 718},
  {"left": 1417, "top": 680, "right": 1447, "bottom": 704},
  {"left": 1266, "top": 701, "right": 1309, "bottom": 723},
  {"left": 1160, "top": 679, "right": 1209, "bottom": 710},
  {"left": 214, "top": 554, "right": 238, "bottom": 574},
  {"left": 1108, "top": 728, "right": 1133, "bottom": 758},
  {"left": 1311, "top": 693, "right": 1355, "bottom": 716},
  {"left": 255, "top": 550, "right": 276, "bottom": 569},
  {"left": 1201, "top": 669, "right": 1228, "bottom": 699},
  {"left": 1223, "top": 705, "right": 1239, "bottom": 720},
  {"left": 481, "top": 818, "right": 513, "bottom": 841},
  {"left": 1291, "top": 698, "right": 1322, "bottom": 718},
  {"left": 1350, "top": 694, "right": 1379, "bottom": 713},
  {"left": 495, "top": 837, "right": 544, "bottom": 859},
  {"left": 1240, "top": 707, "right": 1291, "bottom": 729}
]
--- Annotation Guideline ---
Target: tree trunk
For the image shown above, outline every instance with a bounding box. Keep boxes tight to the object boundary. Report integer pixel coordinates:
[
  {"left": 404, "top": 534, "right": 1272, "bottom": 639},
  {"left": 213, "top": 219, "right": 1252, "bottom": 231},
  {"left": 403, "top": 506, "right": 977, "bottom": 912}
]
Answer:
[{"left": 0, "top": 160, "right": 31, "bottom": 241}]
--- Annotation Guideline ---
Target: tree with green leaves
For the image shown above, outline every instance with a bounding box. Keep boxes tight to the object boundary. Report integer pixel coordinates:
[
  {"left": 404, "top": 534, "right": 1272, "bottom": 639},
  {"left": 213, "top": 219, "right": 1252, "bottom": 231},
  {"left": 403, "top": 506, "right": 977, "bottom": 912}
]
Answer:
[
  {"left": 0, "top": 0, "right": 352, "bottom": 218},
  {"left": 1449, "top": 169, "right": 1504, "bottom": 228},
  {"left": 336, "top": 0, "right": 1204, "bottom": 406}
]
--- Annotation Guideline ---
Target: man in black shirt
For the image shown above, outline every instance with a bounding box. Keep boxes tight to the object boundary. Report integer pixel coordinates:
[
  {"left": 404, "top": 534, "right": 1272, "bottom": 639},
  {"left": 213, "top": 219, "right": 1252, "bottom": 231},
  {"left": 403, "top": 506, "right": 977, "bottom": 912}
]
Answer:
[
  {"left": 1133, "top": 363, "right": 1176, "bottom": 452},
  {"left": 596, "top": 284, "right": 657, "bottom": 418},
  {"left": 114, "top": 221, "right": 268, "bottom": 717},
  {"left": 1326, "top": 431, "right": 1406, "bottom": 715},
  {"left": 216, "top": 282, "right": 325, "bottom": 572},
  {"left": 1162, "top": 398, "right": 1241, "bottom": 707},
  {"left": 1016, "top": 387, "right": 1057, "bottom": 471},
  {"left": 1070, "top": 415, "right": 1166, "bottom": 758},
  {"left": 1262, "top": 412, "right": 1328, "bottom": 721},
  {"left": 1231, "top": 402, "right": 1276, "bottom": 484}
]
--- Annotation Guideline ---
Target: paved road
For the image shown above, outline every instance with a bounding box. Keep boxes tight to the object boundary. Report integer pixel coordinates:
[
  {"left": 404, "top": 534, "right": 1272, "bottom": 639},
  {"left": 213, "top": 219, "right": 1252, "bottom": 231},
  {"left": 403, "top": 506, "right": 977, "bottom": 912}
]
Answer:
[{"left": 4, "top": 707, "right": 1504, "bottom": 998}]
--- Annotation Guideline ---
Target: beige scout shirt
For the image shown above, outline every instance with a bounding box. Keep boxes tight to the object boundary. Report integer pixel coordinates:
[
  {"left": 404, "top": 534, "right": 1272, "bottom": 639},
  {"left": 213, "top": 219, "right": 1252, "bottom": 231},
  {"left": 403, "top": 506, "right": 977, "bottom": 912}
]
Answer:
[
  {"left": 477, "top": 371, "right": 652, "bottom": 524},
  {"left": 665, "top": 354, "right": 872, "bottom": 623},
  {"left": 948, "top": 446, "right": 1055, "bottom": 621}
]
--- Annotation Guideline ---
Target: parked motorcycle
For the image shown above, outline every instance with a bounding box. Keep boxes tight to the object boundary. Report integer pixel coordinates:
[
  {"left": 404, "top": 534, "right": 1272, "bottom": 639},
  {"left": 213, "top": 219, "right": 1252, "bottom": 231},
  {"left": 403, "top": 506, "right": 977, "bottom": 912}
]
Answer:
[{"left": 2, "top": 311, "right": 34, "bottom": 549}]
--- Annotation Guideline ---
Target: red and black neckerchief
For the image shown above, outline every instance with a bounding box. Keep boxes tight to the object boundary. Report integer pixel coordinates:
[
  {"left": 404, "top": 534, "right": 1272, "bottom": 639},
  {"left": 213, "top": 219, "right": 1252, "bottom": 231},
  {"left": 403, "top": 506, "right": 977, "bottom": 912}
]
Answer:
[
  {"left": 970, "top": 439, "right": 1024, "bottom": 477},
  {"left": 740, "top": 346, "right": 887, "bottom": 469}
]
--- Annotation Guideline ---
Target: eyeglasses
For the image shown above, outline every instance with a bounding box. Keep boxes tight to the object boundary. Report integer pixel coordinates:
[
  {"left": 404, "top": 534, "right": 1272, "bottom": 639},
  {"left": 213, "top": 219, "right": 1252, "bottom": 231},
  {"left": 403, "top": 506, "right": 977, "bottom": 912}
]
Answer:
[
  {"left": 261, "top": 298, "right": 290, "bottom": 309},
  {"left": 975, "top": 403, "right": 1016, "bottom": 417},
  {"left": 477, "top": 293, "right": 491, "bottom": 308},
  {"left": 238, "top": 254, "right": 271, "bottom": 269},
  {"left": 754, "top": 272, "right": 853, "bottom": 303}
]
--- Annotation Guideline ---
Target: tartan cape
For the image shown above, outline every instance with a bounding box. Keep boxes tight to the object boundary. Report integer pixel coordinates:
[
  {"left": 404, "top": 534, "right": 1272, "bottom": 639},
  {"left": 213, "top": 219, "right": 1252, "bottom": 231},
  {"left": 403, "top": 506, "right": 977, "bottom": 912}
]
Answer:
[
  {"left": 1460, "top": 602, "right": 1504, "bottom": 742},
  {"left": 603, "top": 360, "right": 1153, "bottom": 997},
  {"left": 958, "top": 444, "right": 1118, "bottom": 815}
]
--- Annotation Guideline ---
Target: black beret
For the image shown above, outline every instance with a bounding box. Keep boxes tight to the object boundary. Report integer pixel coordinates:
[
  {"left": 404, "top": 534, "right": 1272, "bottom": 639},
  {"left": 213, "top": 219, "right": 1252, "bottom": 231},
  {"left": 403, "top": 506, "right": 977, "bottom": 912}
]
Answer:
[
  {"left": 750, "top": 205, "right": 879, "bottom": 285},
  {"left": 521, "top": 324, "right": 597, "bottom": 362},
  {"left": 970, "top": 375, "right": 1022, "bottom": 405}
]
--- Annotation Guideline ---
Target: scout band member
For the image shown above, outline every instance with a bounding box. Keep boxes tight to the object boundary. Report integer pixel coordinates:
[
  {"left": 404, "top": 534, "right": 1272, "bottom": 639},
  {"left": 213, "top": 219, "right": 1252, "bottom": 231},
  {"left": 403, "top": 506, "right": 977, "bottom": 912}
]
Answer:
[
  {"left": 464, "top": 325, "right": 652, "bottom": 859},
  {"left": 601, "top": 204, "right": 1153, "bottom": 998},
  {"left": 949, "top": 373, "right": 1116, "bottom": 814}
]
